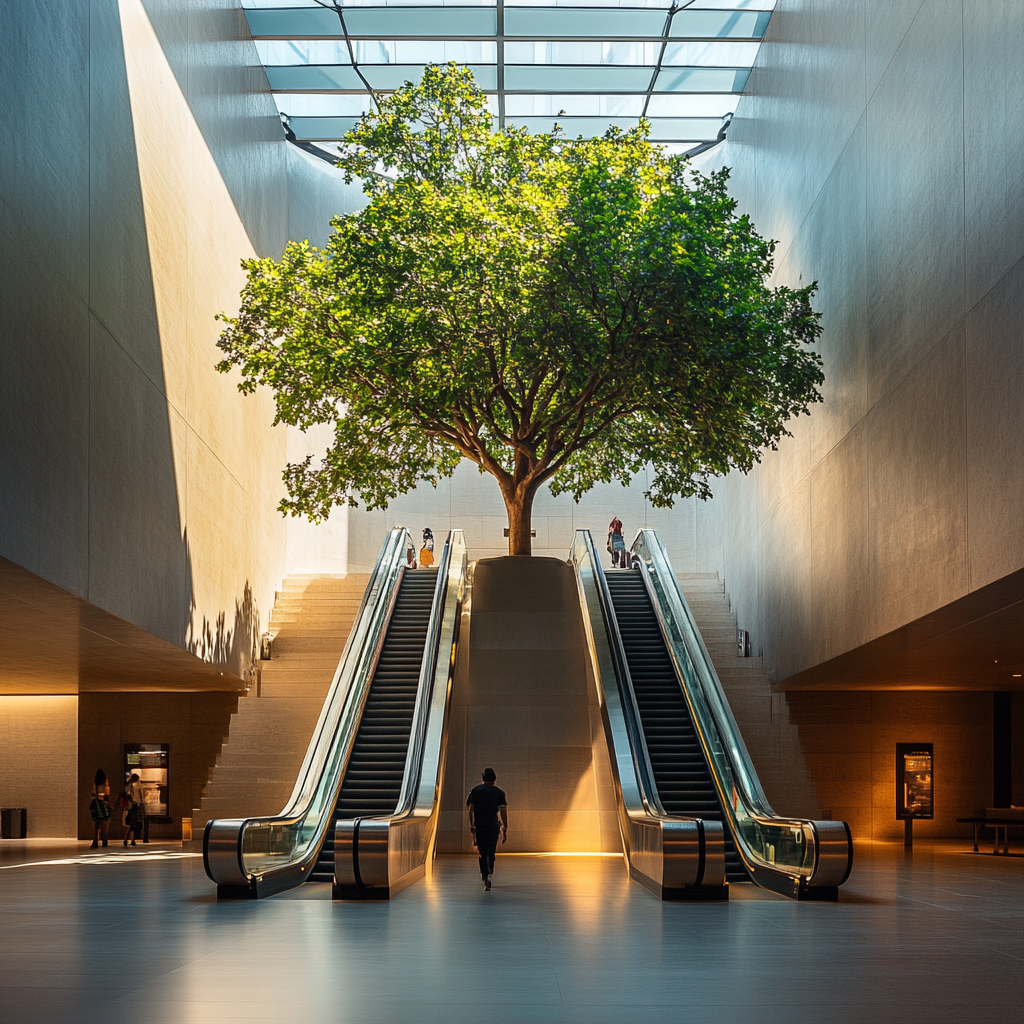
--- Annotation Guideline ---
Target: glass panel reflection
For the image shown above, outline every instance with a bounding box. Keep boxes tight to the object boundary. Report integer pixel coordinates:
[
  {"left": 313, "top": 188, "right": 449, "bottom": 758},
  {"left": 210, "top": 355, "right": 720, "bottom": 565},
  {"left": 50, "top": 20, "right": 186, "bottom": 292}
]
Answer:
[
  {"left": 646, "top": 93, "right": 735, "bottom": 117},
  {"left": 504, "top": 93, "right": 645, "bottom": 116},
  {"left": 505, "top": 9, "right": 667, "bottom": 37},
  {"left": 274, "top": 94, "right": 374, "bottom": 116},
  {"left": 362, "top": 63, "right": 496, "bottom": 89},
  {"left": 504, "top": 41, "right": 660, "bottom": 65},
  {"left": 289, "top": 116, "right": 363, "bottom": 139},
  {"left": 505, "top": 65, "right": 653, "bottom": 91},
  {"left": 661, "top": 40, "right": 760, "bottom": 66},
  {"left": 654, "top": 68, "right": 747, "bottom": 92},
  {"left": 670, "top": 10, "right": 770, "bottom": 38}
]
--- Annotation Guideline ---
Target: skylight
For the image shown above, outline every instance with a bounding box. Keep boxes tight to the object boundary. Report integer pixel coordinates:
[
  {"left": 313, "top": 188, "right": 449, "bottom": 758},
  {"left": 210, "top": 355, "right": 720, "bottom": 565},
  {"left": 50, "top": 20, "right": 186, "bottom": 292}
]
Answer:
[{"left": 243, "top": 0, "right": 774, "bottom": 156}]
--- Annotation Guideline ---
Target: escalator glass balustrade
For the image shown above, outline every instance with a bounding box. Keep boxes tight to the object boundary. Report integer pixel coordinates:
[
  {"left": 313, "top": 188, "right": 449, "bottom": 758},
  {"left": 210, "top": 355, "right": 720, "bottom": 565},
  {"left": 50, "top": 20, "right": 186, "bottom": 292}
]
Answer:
[{"left": 605, "top": 570, "right": 747, "bottom": 883}]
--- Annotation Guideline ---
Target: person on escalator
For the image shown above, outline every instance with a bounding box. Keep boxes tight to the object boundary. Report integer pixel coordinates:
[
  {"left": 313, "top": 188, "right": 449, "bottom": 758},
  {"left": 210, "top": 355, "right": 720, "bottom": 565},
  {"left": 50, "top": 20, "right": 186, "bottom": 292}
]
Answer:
[
  {"left": 608, "top": 516, "right": 626, "bottom": 568},
  {"left": 467, "top": 767, "right": 507, "bottom": 891}
]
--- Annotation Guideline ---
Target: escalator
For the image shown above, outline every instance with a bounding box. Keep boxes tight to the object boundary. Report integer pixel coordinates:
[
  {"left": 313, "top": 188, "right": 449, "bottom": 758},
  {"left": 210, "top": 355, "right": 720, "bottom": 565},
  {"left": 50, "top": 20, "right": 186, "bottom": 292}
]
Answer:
[
  {"left": 205, "top": 530, "right": 466, "bottom": 900},
  {"left": 572, "top": 528, "right": 853, "bottom": 901},
  {"left": 312, "top": 569, "right": 437, "bottom": 882},
  {"left": 606, "top": 571, "right": 747, "bottom": 883}
]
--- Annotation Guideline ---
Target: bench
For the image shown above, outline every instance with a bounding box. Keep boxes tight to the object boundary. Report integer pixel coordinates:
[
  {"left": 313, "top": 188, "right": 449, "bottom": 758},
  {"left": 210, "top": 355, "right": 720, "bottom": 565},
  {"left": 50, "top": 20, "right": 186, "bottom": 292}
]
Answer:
[{"left": 956, "top": 808, "right": 1024, "bottom": 854}]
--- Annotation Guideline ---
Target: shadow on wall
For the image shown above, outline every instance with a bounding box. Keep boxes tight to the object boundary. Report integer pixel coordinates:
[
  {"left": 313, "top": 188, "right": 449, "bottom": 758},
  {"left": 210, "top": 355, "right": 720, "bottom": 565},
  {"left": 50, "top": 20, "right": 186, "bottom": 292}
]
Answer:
[{"left": 186, "top": 573, "right": 261, "bottom": 686}]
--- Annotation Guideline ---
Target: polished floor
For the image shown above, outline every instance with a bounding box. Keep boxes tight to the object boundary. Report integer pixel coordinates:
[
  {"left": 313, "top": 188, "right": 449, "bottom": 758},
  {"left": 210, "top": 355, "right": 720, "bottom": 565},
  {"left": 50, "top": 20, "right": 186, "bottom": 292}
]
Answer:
[{"left": 0, "top": 840, "right": 1022, "bottom": 1023}]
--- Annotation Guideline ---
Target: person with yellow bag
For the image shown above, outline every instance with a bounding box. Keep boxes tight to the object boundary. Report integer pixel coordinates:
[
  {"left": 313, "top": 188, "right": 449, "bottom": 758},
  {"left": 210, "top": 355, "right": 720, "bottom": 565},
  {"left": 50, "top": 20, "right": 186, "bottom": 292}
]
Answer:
[{"left": 419, "top": 527, "right": 435, "bottom": 568}]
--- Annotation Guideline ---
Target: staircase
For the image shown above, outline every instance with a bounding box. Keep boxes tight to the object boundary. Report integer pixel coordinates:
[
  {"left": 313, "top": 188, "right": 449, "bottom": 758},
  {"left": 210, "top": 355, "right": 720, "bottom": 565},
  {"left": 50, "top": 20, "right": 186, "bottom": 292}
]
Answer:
[
  {"left": 677, "top": 573, "right": 820, "bottom": 820},
  {"left": 191, "top": 574, "right": 369, "bottom": 829}
]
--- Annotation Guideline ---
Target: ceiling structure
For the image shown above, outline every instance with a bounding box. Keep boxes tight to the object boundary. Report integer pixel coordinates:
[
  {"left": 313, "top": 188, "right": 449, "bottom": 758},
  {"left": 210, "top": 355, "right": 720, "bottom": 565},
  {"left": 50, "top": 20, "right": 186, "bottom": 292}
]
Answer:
[{"left": 243, "top": 0, "right": 775, "bottom": 156}]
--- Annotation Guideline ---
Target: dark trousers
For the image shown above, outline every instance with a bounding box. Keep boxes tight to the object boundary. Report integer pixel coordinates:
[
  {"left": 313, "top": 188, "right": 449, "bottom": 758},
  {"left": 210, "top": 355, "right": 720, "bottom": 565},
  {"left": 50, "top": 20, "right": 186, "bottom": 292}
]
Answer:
[{"left": 476, "top": 828, "right": 500, "bottom": 878}]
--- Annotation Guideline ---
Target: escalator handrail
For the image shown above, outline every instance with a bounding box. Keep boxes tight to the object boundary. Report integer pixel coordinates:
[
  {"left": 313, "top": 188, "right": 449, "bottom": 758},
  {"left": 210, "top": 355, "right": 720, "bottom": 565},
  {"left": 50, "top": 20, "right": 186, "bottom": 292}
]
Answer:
[
  {"left": 204, "top": 528, "right": 412, "bottom": 892},
  {"left": 632, "top": 529, "right": 852, "bottom": 889}
]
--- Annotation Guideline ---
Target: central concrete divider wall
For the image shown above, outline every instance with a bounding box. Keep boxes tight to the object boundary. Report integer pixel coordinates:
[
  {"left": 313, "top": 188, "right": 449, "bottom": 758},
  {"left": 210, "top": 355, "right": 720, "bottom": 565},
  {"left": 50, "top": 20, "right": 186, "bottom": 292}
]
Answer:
[{"left": 437, "top": 557, "right": 621, "bottom": 854}]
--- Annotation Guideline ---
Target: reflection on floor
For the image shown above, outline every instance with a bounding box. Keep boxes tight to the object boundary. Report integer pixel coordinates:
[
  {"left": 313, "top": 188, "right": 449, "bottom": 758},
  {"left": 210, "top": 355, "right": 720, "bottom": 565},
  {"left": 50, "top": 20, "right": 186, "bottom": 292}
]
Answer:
[{"left": 0, "top": 841, "right": 1021, "bottom": 1022}]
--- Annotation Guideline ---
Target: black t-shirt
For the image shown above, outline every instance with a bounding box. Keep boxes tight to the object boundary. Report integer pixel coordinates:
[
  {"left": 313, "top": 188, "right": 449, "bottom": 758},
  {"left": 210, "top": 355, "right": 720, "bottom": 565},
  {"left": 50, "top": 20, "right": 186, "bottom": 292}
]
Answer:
[{"left": 467, "top": 784, "right": 507, "bottom": 829}]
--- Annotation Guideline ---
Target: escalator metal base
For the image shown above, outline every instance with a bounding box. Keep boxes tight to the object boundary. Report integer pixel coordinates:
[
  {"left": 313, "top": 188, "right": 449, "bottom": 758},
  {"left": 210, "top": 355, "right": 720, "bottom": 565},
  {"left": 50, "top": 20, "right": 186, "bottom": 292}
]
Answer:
[
  {"left": 798, "top": 886, "right": 839, "bottom": 902},
  {"left": 216, "top": 883, "right": 256, "bottom": 900},
  {"left": 631, "top": 867, "right": 729, "bottom": 902},
  {"left": 333, "top": 884, "right": 390, "bottom": 901}
]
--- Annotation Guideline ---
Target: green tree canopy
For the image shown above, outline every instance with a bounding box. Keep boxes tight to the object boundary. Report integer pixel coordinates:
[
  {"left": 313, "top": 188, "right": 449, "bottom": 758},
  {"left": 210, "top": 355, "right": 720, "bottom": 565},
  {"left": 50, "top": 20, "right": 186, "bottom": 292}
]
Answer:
[{"left": 217, "top": 64, "right": 823, "bottom": 556}]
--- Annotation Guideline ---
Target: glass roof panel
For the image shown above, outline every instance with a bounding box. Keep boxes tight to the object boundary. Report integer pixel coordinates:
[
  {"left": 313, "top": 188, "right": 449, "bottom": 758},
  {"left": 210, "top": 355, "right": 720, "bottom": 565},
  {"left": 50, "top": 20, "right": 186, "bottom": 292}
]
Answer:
[
  {"left": 505, "top": 94, "right": 645, "bottom": 116},
  {"left": 505, "top": 65, "right": 654, "bottom": 92},
  {"left": 503, "top": 9, "right": 667, "bottom": 37},
  {"left": 645, "top": 93, "right": 736, "bottom": 118},
  {"left": 670, "top": 10, "right": 771, "bottom": 39},
  {"left": 654, "top": 68, "right": 748, "bottom": 92},
  {"left": 661, "top": 40, "right": 760, "bottom": 66},
  {"left": 504, "top": 41, "right": 660, "bottom": 65},
  {"left": 267, "top": 64, "right": 366, "bottom": 91},
  {"left": 243, "top": 2, "right": 771, "bottom": 145},
  {"left": 361, "top": 63, "right": 498, "bottom": 89}
]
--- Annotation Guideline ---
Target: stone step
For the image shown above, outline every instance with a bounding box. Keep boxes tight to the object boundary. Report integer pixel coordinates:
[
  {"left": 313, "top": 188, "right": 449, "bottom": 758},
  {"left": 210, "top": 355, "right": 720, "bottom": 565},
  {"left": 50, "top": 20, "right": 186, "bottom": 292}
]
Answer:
[{"left": 193, "top": 574, "right": 367, "bottom": 823}]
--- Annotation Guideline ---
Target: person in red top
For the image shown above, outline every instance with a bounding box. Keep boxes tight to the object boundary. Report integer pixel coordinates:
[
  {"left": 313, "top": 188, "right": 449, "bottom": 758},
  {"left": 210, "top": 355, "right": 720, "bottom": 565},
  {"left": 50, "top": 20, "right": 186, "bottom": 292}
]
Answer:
[{"left": 608, "top": 516, "right": 626, "bottom": 568}]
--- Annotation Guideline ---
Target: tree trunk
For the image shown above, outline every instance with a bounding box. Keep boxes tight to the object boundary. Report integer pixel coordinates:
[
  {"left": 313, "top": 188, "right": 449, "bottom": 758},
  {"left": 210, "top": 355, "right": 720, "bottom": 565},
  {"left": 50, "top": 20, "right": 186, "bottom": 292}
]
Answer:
[{"left": 504, "top": 486, "right": 536, "bottom": 556}]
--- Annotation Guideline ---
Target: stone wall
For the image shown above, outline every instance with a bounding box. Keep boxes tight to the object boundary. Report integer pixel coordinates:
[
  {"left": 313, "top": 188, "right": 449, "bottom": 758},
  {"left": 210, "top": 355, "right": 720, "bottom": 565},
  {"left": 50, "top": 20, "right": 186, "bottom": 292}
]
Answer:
[{"left": 692, "top": 1, "right": 1024, "bottom": 687}]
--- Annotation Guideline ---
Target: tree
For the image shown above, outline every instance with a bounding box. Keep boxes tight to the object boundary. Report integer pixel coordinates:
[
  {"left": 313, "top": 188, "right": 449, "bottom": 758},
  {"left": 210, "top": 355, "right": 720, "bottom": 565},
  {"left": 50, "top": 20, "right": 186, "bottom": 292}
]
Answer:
[{"left": 217, "top": 64, "right": 823, "bottom": 556}]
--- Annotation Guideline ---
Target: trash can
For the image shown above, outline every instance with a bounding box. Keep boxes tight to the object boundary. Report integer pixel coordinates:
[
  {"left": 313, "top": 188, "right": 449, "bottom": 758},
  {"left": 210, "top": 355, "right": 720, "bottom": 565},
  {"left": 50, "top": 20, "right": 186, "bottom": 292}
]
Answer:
[{"left": 1, "top": 808, "right": 27, "bottom": 839}]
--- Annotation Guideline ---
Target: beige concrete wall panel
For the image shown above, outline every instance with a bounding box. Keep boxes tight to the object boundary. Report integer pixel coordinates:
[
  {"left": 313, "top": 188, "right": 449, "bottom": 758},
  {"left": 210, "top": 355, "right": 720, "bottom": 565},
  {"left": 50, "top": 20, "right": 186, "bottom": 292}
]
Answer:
[
  {"left": 0, "top": 237, "right": 91, "bottom": 594},
  {"left": 864, "top": 1, "right": 966, "bottom": 405},
  {"left": 863, "top": 0, "right": 927, "bottom": 101},
  {"left": 963, "top": 2, "right": 1024, "bottom": 310},
  {"left": 867, "top": 324, "right": 967, "bottom": 638},
  {"left": 88, "top": 0, "right": 166, "bottom": 388},
  {"left": 747, "top": 0, "right": 868, "bottom": 261},
  {"left": 87, "top": 316, "right": 192, "bottom": 645},
  {"left": 718, "top": 469, "right": 761, "bottom": 582},
  {"left": 790, "top": 118, "right": 869, "bottom": 466},
  {"left": 965, "top": 257, "right": 1024, "bottom": 590},
  {"left": 0, "top": 696, "right": 78, "bottom": 838},
  {"left": 285, "top": 145, "right": 364, "bottom": 250},
  {"left": 761, "top": 478, "right": 812, "bottom": 682},
  {"left": 810, "top": 422, "right": 870, "bottom": 667},
  {"left": 141, "top": 0, "right": 290, "bottom": 261},
  {"left": 0, "top": 2, "right": 90, "bottom": 302}
]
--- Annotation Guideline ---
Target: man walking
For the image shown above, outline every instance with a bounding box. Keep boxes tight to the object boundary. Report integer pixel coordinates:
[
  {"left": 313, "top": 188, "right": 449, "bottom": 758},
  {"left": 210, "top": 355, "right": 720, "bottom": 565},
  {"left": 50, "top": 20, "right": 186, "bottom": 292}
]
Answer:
[{"left": 467, "top": 767, "right": 507, "bottom": 890}]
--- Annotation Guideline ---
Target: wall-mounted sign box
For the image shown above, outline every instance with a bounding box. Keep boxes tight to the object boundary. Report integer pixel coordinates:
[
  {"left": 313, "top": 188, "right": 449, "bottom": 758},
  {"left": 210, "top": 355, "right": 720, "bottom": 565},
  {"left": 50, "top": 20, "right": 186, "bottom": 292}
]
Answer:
[
  {"left": 896, "top": 743, "right": 934, "bottom": 820},
  {"left": 124, "top": 743, "right": 171, "bottom": 823}
]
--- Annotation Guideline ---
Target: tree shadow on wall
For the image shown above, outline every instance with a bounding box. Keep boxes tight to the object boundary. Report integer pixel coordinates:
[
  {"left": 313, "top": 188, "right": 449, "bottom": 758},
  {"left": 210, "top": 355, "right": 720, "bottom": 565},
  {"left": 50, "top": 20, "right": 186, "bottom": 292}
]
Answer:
[{"left": 185, "top": 568, "right": 261, "bottom": 688}]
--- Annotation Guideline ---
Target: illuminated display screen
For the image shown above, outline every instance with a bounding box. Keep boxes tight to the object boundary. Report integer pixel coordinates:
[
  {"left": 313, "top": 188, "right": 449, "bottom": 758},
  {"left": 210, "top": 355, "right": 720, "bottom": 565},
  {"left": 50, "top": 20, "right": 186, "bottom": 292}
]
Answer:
[
  {"left": 896, "top": 743, "right": 933, "bottom": 820},
  {"left": 124, "top": 743, "right": 171, "bottom": 823}
]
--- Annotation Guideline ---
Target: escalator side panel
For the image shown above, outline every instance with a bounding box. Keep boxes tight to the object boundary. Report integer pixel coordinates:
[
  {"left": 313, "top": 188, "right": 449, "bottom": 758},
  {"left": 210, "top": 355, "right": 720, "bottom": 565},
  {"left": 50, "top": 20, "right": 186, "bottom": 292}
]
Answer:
[{"left": 606, "top": 570, "right": 749, "bottom": 883}]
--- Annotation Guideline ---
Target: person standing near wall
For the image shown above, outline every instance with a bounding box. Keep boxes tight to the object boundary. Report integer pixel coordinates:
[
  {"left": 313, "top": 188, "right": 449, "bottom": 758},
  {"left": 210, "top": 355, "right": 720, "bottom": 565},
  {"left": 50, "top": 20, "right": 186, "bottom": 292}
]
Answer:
[
  {"left": 467, "top": 767, "right": 508, "bottom": 891},
  {"left": 89, "top": 769, "right": 111, "bottom": 848},
  {"left": 123, "top": 772, "right": 144, "bottom": 847}
]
